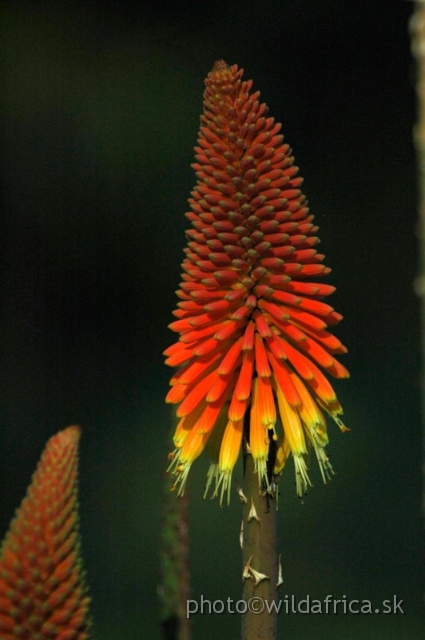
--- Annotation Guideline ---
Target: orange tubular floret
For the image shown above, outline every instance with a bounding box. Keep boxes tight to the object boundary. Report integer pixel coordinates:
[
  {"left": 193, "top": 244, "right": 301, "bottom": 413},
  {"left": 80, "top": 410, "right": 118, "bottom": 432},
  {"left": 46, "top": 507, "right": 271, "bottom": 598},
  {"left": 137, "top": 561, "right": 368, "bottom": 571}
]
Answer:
[
  {"left": 267, "top": 350, "right": 301, "bottom": 407},
  {"left": 165, "top": 383, "right": 187, "bottom": 404},
  {"left": 254, "top": 333, "right": 272, "bottom": 377},
  {"left": 257, "top": 375, "right": 276, "bottom": 429},
  {"left": 242, "top": 320, "right": 256, "bottom": 350},
  {"left": 176, "top": 370, "right": 219, "bottom": 417},
  {"left": 206, "top": 373, "right": 232, "bottom": 403},
  {"left": 196, "top": 401, "right": 228, "bottom": 434},
  {"left": 179, "top": 428, "right": 211, "bottom": 465},
  {"left": 176, "top": 351, "right": 222, "bottom": 385},
  {"left": 233, "top": 349, "right": 254, "bottom": 401},
  {"left": 217, "top": 336, "right": 244, "bottom": 375},
  {"left": 228, "top": 393, "right": 249, "bottom": 422}
]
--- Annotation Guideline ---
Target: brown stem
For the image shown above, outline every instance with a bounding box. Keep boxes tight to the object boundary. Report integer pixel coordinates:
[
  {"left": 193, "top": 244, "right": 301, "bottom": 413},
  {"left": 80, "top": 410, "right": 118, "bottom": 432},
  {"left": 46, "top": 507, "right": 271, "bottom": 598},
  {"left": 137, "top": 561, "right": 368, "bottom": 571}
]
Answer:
[{"left": 241, "top": 452, "right": 279, "bottom": 640}]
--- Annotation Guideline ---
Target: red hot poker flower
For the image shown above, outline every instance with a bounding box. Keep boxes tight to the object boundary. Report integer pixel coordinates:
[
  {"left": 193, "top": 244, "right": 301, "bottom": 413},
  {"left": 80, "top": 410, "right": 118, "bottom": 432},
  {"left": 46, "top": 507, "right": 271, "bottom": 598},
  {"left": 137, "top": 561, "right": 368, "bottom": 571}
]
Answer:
[
  {"left": 0, "top": 426, "right": 92, "bottom": 639},
  {"left": 165, "top": 61, "right": 349, "bottom": 504}
]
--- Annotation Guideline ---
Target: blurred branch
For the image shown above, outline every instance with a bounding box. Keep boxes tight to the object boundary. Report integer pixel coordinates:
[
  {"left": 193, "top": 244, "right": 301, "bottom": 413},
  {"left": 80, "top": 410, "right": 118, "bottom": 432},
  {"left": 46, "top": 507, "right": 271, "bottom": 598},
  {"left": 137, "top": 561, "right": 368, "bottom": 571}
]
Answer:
[
  {"left": 158, "top": 433, "right": 191, "bottom": 640},
  {"left": 410, "top": 2, "right": 425, "bottom": 520}
]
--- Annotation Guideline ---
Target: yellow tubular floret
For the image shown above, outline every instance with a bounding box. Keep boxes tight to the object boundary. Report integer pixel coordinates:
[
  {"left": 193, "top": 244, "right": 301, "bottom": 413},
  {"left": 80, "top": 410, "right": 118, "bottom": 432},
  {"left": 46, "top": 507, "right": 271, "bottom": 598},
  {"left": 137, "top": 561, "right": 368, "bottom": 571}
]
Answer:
[
  {"left": 250, "top": 378, "right": 270, "bottom": 487},
  {"left": 274, "top": 376, "right": 307, "bottom": 456}
]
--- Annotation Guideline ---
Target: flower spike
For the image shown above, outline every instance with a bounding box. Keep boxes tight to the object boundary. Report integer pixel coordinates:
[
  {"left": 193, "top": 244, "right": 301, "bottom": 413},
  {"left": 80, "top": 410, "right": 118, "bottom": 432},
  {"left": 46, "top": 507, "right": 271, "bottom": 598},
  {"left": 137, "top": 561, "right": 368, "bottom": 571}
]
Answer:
[
  {"left": 0, "top": 426, "right": 92, "bottom": 639},
  {"left": 166, "top": 61, "right": 349, "bottom": 501}
]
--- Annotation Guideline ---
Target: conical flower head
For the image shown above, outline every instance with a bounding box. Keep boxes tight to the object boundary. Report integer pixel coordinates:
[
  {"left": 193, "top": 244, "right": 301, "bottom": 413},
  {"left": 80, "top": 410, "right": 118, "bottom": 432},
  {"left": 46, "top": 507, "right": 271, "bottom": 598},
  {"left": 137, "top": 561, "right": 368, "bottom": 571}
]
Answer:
[
  {"left": 165, "top": 61, "right": 349, "bottom": 504},
  {"left": 0, "top": 426, "right": 92, "bottom": 639}
]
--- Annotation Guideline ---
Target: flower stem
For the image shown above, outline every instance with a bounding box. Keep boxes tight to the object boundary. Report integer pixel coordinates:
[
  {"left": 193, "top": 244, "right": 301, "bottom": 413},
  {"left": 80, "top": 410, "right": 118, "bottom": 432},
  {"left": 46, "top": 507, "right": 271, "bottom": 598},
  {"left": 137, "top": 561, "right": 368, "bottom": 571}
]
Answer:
[{"left": 241, "top": 451, "right": 279, "bottom": 640}]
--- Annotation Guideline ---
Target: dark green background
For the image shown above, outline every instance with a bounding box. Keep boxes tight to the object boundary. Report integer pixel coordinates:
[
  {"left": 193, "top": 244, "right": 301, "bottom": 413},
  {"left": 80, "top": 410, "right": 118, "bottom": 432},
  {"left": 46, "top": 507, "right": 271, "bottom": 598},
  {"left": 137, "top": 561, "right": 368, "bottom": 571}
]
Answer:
[{"left": 0, "top": 1, "right": 422, "bottom": 638}]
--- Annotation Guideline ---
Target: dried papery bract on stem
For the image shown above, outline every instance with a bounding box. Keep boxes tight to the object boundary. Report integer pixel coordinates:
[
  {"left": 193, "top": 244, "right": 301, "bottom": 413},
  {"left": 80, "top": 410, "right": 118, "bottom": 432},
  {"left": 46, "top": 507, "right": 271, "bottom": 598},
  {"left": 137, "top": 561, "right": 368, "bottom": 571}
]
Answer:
[
  {"left": 0, "top": 426, "right": 92, "bottom": 639},
  {"left": 165, "top": 60, "right": 349, "bottom": 502}
]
